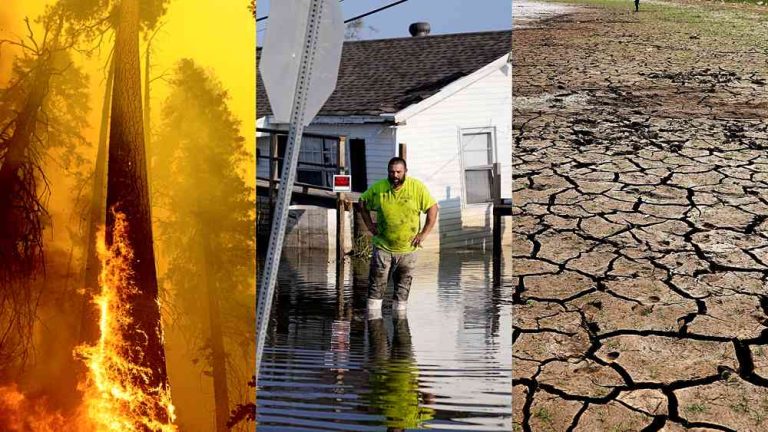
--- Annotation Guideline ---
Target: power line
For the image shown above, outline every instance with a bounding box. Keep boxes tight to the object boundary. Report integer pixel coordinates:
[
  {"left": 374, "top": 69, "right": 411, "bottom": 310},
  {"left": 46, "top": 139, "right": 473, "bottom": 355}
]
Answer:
[{"left": 344, "top": 0, "right": 408, "bottom": 24}]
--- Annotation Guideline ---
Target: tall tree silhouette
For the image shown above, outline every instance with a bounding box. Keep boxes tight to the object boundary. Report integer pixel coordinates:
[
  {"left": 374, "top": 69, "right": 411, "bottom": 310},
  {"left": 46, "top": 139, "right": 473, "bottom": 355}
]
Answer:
[
  {"left": 0, "top": 10, "right": 89, "bottom": 370},
  {"left": 104, "top": 0, "right": 170, "bottom": 418},
  {"left": 56, "top": 0, "right": 172, "bottom": 417},
  {"left": 152, "top": 59, "right": 255, "bottom": 432}
]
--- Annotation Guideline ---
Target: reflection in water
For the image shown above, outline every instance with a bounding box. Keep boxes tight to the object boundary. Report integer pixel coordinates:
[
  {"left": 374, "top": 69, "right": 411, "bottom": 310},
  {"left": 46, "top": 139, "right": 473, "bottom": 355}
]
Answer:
[
  {"left": 256, "top": 248, "right": 512, "bottom": 431},
  {"left": 367, "top": 316, "right": 435, "bottom": 430}
]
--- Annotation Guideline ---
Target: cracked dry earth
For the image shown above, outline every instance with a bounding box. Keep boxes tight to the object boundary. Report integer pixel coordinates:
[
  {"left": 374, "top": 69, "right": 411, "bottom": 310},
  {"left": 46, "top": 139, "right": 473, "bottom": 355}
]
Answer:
[{"left": 511, "top": 2, "right": 768, "bottom": 431}]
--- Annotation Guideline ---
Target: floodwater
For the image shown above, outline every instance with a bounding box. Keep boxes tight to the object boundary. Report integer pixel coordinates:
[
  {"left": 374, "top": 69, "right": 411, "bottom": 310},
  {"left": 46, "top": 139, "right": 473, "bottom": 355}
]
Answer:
[{"left": 256, "top": 248, "right": 512, "bottom": 431}]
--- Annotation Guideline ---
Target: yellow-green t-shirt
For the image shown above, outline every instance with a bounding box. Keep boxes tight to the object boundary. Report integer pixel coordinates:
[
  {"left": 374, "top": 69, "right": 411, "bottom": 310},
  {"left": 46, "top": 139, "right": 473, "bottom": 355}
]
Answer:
[{"left": 359, "top": 177, "right": 437, "bottom": 253}]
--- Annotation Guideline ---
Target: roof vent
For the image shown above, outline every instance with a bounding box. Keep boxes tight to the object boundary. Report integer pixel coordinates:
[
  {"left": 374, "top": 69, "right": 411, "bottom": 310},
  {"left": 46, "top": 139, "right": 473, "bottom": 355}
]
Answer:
[{"left": 408, "top": 22, "right": 430, "bottom": 37}]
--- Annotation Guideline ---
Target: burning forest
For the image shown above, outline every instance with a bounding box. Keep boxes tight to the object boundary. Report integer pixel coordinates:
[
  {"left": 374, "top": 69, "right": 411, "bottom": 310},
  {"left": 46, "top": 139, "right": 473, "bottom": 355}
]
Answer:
[{"left": 0, "top": 1, "right": 256, "bottom": 430}]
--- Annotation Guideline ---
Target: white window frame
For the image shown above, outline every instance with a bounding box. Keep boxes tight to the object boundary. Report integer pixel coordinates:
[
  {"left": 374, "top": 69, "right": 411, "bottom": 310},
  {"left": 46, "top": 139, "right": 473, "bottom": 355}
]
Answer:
[{"left": 458, "top": 126, "right": 497, "bottom": 207}]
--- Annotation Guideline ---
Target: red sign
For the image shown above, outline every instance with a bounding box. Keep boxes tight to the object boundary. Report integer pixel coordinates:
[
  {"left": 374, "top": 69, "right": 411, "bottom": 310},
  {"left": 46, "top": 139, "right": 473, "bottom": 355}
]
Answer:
[{"left": 333, "top": 175, "right": 351, "bottom": 192}]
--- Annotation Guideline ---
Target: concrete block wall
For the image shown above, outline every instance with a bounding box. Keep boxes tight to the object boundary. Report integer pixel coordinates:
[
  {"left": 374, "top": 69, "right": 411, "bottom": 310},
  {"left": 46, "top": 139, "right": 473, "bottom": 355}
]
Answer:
[{"left": 257, "top": 197, "right": 353, "bottom": 255}]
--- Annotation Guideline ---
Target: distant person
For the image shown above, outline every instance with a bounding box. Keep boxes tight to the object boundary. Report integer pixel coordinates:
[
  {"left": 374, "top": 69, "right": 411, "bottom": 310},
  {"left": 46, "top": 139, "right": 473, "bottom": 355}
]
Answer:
[
  {"left": 357, "top": 157, "right": 438, "bottom": 315},
  {"left": 634, "top": 0, "right": 639, "bottom": 12}
]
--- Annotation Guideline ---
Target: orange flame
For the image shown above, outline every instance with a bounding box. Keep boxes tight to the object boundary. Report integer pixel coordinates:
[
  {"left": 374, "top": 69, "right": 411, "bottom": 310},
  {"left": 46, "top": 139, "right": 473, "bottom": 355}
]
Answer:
[
  {"left": 0, "top": 384, "right": 75, "bottom": 431},
  {"left": 74, "top": 211, "right": 177, "bottom": 431},
  {"left": 2, "top": 212, "right": 176, "bottom": 430}
]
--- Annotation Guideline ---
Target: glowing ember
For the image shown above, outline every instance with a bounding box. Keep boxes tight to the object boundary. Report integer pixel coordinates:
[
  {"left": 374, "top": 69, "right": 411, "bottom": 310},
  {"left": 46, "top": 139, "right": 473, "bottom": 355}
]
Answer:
[
  {"left": 0, "top": 384, "right": 74, "bottom": 431},
  {"left": 75, "top": 211, "right": 177, "bottom": 431}
]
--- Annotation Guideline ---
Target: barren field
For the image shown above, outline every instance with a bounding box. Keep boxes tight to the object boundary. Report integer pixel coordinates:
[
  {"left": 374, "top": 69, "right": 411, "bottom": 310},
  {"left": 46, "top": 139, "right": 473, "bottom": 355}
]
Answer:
[{"left": 512, "top": 1, "right": 768, "bottom": 431}]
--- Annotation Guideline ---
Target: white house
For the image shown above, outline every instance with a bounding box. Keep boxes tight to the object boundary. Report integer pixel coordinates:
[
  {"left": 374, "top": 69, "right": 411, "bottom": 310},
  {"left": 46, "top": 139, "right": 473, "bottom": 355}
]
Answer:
[{"left": 257, "top": 28, "right": 512, "bottom": 250}]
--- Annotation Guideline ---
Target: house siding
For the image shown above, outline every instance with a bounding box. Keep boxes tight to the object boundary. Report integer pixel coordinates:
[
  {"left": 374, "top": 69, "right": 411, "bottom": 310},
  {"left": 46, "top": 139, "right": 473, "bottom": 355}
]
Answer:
[
  {"left": 396, "top": 61, "right": 512, "bottom": 250},
  {"left": 257, "top": 121, "right": 395, "bottom": 191}
]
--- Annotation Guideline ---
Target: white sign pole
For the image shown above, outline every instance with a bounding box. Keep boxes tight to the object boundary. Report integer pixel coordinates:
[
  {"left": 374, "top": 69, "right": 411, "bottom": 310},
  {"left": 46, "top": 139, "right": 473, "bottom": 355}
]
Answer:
[{"left": 255, "top": 0, "right": 330, "bottom": 381}]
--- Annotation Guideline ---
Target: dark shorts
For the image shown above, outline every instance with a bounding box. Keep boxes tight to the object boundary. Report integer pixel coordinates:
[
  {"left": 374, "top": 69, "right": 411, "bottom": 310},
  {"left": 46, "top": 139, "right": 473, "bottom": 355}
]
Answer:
[{"left": 368, "top": 247, "right": 418, "bottom": 301}]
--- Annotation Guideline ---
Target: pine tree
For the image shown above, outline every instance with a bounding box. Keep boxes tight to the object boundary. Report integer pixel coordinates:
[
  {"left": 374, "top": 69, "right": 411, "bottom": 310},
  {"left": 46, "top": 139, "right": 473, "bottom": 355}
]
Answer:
[
  {"left": 152, "top": 59, "right": 255, "bottom": 431},
  {"left": 0, "top": 9, "right": 90, "bottom": 369}
]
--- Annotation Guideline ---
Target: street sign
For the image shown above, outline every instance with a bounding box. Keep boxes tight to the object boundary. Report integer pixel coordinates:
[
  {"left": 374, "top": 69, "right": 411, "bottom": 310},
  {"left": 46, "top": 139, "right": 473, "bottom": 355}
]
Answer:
[
  {"left": 259, "top": 0, "right": 344, "bottom": 125},
  {"left": 333, "top": 175, "right": 351, "bottom": 192},
  {"left": 256, "top": 0, "right": 344, "bottom": 385}
]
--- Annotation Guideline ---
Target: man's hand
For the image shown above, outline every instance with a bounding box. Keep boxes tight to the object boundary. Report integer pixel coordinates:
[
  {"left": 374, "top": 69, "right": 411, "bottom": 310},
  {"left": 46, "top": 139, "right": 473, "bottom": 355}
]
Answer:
[
  {"left": 368, "top": 223, "right": 378, "bottom": 236},
  {"left": 411, "top": 232, "right": 428, "bottom": 247},
  {"left": 411, "top": 204, "right": 438, "bottom": 248}
]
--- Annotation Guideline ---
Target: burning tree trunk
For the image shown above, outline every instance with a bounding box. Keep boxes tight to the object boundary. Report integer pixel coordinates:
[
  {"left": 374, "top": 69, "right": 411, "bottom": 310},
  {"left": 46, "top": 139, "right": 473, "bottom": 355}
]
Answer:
[
  {"left": 80, "top": 56, "right": 114, "bottom": 345},
  {"left": 105, "top": 0, "right": 169, "bottom": 417}
]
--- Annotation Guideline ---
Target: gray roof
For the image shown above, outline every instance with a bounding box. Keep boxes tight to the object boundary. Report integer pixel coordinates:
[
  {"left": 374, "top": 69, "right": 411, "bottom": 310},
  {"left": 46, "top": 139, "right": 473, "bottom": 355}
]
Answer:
[{"left": 257, "top": 30, "right": 511, "bottom": 118}]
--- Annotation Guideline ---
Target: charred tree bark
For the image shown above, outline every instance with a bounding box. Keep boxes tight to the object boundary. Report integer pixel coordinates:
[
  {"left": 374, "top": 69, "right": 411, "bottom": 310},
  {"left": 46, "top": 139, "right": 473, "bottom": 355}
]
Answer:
[
  {"left": 143, "top": 43, "right": 151, "bottom": 151},
  {"left": 0, "top": 53, "right": 51, "bottom": 282},
  {"left": 143, "top": 34, "right": 153, "bottom": 195},
  {"left": 79, "top": 56, "right": 114, "bottom": 345},
  {"left": 0, "top": 51, "right": 52, "bottom": 370},
  {"left": 105, "top": 0, "right": 168, "bottom": 414}
]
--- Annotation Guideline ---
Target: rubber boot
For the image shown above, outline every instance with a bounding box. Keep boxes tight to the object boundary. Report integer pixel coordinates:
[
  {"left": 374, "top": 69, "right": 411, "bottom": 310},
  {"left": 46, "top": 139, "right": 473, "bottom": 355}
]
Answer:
[
  {"left": 392, "top": 300, "right": 407, "bottom": 311},
  {"left": 367, "top": 298, "right": 383, "bottom": 320}
]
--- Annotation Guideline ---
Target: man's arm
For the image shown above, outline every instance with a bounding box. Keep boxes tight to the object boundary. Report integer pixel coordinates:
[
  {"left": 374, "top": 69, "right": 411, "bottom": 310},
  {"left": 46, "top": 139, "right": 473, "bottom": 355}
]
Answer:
[
  {"left": 411, "top": 203, "right": 438, "bottom": 247},
  {"left": 356, "top": 201, "right": 378, "bottom": 236}
]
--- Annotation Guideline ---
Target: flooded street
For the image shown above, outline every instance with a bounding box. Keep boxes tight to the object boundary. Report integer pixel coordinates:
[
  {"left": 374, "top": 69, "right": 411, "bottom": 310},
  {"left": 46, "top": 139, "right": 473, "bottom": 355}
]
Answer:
[{"left": 256, "top": 248, "right": 512, "bottom": 431}]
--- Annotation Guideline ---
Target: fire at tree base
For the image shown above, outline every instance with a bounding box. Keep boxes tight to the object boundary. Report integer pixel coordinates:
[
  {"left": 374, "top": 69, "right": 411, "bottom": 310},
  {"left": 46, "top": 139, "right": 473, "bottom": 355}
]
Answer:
[{"left": 0, "top": 211, "right": 177, "bottom": 432}]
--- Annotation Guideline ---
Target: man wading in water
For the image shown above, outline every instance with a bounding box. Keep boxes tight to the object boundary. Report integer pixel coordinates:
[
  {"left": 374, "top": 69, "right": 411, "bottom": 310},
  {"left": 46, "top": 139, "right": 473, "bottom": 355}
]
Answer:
[{"left": 358, "top": 157, "right": 438, "bottom": 317}]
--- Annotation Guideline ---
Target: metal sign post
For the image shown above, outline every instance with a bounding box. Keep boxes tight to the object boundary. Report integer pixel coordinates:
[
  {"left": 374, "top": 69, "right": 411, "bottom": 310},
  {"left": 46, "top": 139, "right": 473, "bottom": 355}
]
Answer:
[{"left": 256, "top": 0, "right": 343, "bottom": 383}]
